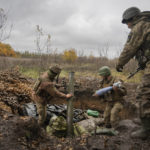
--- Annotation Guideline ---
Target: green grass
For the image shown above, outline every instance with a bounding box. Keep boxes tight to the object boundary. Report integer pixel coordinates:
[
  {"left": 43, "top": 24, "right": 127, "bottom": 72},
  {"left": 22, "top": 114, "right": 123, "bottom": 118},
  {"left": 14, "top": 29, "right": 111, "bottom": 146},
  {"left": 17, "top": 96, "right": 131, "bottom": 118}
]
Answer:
[
  {"left": 19, "top": 67, "right": 142, "bottom": 83},
  {"left": 20, "top": 67, "right": 39, "bottom": 79},
  {"left": 111, "top": 69, "right": 142, "bottom": 83}
]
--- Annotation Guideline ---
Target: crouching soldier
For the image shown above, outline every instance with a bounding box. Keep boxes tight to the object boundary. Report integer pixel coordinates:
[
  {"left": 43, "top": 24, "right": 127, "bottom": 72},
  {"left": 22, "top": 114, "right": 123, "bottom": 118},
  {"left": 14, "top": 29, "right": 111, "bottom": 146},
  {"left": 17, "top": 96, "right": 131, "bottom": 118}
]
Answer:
[
  {"left": 32, "top": 66, "right": 72, "bottom": 127},
  {"left": 94, "top": 66, "right": 127, "bottom": 128}
]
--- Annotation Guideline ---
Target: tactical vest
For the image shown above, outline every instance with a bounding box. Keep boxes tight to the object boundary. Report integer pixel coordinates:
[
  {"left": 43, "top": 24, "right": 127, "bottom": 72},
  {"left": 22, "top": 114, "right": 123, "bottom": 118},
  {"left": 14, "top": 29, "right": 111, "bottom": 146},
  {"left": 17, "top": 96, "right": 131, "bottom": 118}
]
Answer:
[
  {"left": 135, "top": 11, "right": 150, "bottom": 66},
  {"left": 33, "top": 78, "right": 41, "bottom": 93},
  {"left": 99, "top": 77, "right": 116, "bottom": 101},
  {"left": 33, "top": 75, "right": 50, "bottom": 96}
]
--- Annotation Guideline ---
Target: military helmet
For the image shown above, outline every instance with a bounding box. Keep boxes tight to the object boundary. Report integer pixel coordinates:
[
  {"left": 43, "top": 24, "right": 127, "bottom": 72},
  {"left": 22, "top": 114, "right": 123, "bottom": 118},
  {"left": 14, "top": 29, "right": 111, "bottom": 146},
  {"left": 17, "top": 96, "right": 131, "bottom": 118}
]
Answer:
[
  {"left": 99, "top": 66, "right": 111, "bottom": 76},
  {"left": 49, "top": 65, "right": 61, "bottom": 75},
  {"left": 50, "top": 116, "right": 67, "bottom": 131},
  {"left": 122, "top": 7, "right": 141, "bottom": 24}
]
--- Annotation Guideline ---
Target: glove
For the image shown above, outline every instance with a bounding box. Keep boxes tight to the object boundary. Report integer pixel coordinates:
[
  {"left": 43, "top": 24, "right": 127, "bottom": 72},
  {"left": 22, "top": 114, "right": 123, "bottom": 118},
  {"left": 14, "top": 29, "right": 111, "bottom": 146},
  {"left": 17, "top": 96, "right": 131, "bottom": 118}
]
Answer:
[
  {"left": 139, "top": 63, "right": 146, "bottom": 70},
  {"left": 116, "top": 64, "right": 123, "bottom": 72}
]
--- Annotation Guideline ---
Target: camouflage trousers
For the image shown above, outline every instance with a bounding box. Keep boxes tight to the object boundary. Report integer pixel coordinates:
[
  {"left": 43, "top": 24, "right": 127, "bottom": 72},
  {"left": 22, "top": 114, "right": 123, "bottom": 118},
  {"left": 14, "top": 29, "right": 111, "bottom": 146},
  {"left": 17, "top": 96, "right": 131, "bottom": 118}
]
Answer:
[
  {"left": 36, "top": 101, "right": 47, "bottom": 126},
  {"left": 136, "top": 74, "right": 150, "bottom": 130},
  {"left": 32, "top": 92, "right": 47, "bottom": 126},
  {"left": 104, "top": 102, "right": 123, "bottom": 127}
]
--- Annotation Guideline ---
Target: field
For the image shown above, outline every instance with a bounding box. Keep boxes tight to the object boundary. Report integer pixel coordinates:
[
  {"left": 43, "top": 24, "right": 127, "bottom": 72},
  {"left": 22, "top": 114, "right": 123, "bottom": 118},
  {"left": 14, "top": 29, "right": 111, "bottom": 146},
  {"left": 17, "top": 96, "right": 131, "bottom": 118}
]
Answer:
[
  {"left": 0, "top": 56, "right": 149, "bottom": 150},
  {"left": 0, "top": 56, "right": 143, "bottom": 82}
]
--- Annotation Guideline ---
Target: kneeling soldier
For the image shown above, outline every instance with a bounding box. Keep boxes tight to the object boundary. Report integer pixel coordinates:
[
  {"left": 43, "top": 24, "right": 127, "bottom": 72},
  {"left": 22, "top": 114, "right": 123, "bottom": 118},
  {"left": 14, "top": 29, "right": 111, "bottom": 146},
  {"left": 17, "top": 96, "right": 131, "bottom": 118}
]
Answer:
[{"left": 95, "top": 66, "right": 127, "bottom": 128}]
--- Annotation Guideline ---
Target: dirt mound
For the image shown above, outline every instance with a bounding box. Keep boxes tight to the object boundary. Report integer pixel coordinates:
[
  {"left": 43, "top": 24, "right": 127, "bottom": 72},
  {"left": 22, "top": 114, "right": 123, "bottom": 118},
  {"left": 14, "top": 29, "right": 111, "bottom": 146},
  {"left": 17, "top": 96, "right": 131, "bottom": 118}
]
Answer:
[
  {"left": 0, "top": 109, "right": 61, "bottom": 150},
  {"left": 1, "top": 108, "right": 150, "bottom": 150},
  {"left": 0, "top": 68, "right": 33, "bottom": 114}
]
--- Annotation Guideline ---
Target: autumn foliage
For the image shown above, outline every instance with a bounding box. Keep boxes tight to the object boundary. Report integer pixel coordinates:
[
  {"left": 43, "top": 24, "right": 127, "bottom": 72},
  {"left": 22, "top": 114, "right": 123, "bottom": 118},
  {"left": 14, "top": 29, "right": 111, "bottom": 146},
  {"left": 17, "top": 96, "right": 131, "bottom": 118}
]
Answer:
[
  {"left": 0, "top": 42, "right": 16, "bottom": 57},
  {"left": 62, "top": 49, "right": 77, "bottom": 63}
]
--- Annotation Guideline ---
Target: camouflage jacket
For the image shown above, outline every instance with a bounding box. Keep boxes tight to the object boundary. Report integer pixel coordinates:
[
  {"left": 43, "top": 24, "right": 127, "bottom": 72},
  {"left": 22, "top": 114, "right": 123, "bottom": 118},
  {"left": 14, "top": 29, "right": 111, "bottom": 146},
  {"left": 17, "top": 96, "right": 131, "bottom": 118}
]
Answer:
[
  {"left": 118, "top": 14, "right": 150, "bottom": 67},
  {"left": 33, "top": 71, "right": 66, "bottom": 99},
  {"left": 99, "top": 76, "right": 127, "bottom": 102}
]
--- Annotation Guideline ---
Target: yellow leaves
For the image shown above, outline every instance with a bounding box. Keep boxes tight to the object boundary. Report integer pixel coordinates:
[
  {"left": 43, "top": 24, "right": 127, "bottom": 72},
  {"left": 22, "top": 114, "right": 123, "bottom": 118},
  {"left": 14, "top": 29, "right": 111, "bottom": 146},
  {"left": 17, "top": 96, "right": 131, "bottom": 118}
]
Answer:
[
  {"left": 0, "top": 101, "right": 12, "bottom": 113},
  {"left": 62, "top": 48, "right": 77, "bottom": 63},
  {"left": 0, "top": 42, "right": 17, "bottom": 57}
]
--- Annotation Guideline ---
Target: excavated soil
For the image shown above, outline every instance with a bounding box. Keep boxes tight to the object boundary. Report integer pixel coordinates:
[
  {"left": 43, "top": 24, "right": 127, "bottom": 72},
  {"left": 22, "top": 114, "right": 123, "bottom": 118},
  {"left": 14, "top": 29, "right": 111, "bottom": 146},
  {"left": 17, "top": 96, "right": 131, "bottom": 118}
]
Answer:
[{"left": 0, "top": 68, "right": 150, "bottom": 150}]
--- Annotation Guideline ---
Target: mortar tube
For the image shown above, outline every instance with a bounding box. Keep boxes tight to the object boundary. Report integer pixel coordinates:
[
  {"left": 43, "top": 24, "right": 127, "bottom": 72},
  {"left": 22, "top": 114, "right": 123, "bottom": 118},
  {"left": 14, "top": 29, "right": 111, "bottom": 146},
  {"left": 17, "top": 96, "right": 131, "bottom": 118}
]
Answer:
[{"left": 67, "top": 71, "right": 75, "bottom": 137}]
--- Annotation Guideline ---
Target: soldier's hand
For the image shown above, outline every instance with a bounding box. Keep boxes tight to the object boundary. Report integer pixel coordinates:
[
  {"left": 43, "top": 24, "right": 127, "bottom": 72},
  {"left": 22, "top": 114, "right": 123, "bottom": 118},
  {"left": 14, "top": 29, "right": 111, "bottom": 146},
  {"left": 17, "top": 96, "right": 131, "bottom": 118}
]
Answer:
[
  {"left": 139, "top": 63, "right": 146, "bottom": 70},
  {"left": 116, "top": 64, "right": 123, "bottom": 72},
  {"left": 66, "top": 94, "right": 73, "bottom": 98},
  {"left": 55, "top": 83, "right": 61, "bottom": 88},
  {"left": 92, "top": 93, "right": 98, "bottom": 97},
  {"left": 113, "top": 85, "right": 118, "bottom": 91}
]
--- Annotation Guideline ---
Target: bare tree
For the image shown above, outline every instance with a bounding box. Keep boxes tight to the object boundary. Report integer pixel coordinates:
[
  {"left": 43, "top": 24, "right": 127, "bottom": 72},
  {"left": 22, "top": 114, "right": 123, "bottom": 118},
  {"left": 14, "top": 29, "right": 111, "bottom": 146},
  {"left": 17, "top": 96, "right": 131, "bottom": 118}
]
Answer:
[
  {"left": 115, "top": 44, "right": 123, "bottom": 58},
  {"left": 97, "top": 42, "right": 110, "bottom": 58},
  {"left": 96, "top": 43, "right": 110, "bottom": 68},
  {"left": 35, "top": 25, "right": 45, "bottom": 72},
  {"left": 46, "top": 34, "right": 51, "bottom": 54},
  {"left": 35, "top": 25, "right": 52, "bottom": 72},
  {"left": 0, "top": 8, "right": 12, "bottom": 41},
  {"left": 45, "top": 34, "right": 51, "bottom": 66}
]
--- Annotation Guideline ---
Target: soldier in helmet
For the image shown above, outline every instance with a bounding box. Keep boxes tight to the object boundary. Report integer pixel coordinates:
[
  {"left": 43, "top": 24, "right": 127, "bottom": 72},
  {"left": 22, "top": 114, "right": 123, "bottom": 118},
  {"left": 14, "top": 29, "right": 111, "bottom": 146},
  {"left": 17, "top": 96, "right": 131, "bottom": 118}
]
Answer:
[
  {"left": 116, "top": 7, "right": 150, "bottom": 72},
  {"left": 32, "top": 66, "right": 72, "bottom": 127},
  {"left": 116, "top": 7, "right": 150, "bottom": 139},
  {"left": 94, "top": 66, "right": 127, "bottom": 128}
]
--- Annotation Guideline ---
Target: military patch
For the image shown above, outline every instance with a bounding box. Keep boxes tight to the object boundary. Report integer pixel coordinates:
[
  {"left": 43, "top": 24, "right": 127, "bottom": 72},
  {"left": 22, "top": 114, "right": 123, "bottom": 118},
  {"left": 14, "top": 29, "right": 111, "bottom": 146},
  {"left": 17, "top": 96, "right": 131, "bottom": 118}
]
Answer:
[{"left": 127, "top": 32, "right": 132, "bottom": 43}]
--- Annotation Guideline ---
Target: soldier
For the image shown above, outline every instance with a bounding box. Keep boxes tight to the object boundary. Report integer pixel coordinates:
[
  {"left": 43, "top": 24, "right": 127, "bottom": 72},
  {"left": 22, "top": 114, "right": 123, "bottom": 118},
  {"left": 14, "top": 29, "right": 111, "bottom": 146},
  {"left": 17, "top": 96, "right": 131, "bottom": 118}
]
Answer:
[
  {"left": 116, "top": 7, "right": 150, "bottom": 138},
  {"left": 94, "top": 66, "right": 127, "bottom": 128},
  {"left": 32, "top": 66, "right": 72, "bottom": 127}
]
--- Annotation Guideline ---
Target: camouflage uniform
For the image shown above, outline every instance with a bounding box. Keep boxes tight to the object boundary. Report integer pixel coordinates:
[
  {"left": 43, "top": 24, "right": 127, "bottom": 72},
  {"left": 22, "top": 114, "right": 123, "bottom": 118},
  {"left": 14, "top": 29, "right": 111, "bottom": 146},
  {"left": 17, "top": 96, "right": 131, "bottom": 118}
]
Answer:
[
  {"left": 46, "top": 116, "right": 67, "bottom": 137},
  {"left": 136, "top": 74, "right": 150, "bottom": 129},
  {"left": 117, "top": 15, "right": 150, "bottom": 69},
  {"left": 117, "top": 11, "right": 150, "bottom": 138},
  {"left": 132, "top": 74, "right": 150, "bottom": 138},
  {"left": 100, "top": 76, "right": 127, "bottom": 127},
  {"left": 32, "top": 67, "right": 67, "bottom": 126}
]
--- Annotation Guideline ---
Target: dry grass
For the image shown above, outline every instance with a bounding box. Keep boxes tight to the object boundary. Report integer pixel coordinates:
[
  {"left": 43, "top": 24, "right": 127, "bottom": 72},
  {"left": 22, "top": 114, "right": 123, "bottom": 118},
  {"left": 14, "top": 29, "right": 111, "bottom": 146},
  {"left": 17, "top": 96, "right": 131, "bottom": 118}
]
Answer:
[{"left": 0, "top": 56, "right": 144, "bottom": 83}]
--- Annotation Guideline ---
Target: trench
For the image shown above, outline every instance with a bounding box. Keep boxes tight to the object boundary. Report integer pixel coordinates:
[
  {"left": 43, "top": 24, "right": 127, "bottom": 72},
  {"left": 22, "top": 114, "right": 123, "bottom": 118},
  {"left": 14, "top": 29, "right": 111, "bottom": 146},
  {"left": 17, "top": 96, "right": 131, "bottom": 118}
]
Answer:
[
  {"left": 49, "top": 95, "right": 138, "bottom": 120},
  {"left": 0, "top": 82, "right": 138, "bottom": 123},
  {"left": 2, "top": 69, "right": 150, "bottom": 150},
  {"left": 20, "top": 85, "right": 138, "bottom": 123}
]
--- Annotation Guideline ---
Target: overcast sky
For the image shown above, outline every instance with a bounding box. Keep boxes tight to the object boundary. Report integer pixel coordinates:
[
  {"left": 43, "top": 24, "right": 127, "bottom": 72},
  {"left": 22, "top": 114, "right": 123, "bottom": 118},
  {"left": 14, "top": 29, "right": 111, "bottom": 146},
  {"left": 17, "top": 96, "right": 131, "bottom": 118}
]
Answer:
[{"left": 0, "top": 0, "right": 150, "bottom": 57}]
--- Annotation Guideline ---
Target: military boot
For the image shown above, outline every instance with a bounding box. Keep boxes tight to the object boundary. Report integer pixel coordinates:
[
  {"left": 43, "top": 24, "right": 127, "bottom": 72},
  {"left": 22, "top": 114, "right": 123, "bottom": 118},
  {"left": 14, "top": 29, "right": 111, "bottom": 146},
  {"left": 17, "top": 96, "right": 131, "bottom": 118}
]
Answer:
[
  {"left": 131, "top": 128, "right": 148, "bottom": 140},
  {"left": 105, "top": 123, "right": 112, "bottom": 128}
]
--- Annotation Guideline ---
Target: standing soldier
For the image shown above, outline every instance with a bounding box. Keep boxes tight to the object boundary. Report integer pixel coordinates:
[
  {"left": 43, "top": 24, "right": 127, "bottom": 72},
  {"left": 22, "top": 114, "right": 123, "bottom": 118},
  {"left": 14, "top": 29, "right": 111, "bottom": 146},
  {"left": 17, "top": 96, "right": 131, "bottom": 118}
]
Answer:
[
  {"left": 94, "top": 66, "right": 127, "bottom": 128},
  {"left": 116, "top": 7, "right": 150, "bottom": 138},
  {"left": 32, "top": 66, "right": 72, "bottom": 127}
]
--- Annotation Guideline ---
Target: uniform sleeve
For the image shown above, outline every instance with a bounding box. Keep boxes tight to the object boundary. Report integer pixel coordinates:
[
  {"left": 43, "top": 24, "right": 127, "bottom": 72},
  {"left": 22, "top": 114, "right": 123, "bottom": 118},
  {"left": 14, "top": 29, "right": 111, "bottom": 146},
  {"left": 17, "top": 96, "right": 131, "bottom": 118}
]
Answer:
[
  {"left": 52, "top": 86, "right": 66, "bottom": 98},
  {"left": 115, "top": 80, "right": 127, "bottom": 96},
  {"left": 117, "top": 84, "right": 127, "bottom": 96},
  {"left": 118, "top": 22, "right": 146, "bottom": 67},
  {"left": 99, "top": 79, "right": 104, "bottom": 88},
  {"left": 40, "top": 81, "right": 66, "bottom": 98}
]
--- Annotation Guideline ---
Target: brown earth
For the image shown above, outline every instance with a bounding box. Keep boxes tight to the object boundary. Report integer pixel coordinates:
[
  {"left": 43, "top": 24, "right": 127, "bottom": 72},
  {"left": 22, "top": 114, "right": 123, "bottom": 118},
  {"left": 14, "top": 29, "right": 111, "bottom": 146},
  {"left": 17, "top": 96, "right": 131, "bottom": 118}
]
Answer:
[{"left": 0, "top": 68, "right": 150, "bottom": 150}]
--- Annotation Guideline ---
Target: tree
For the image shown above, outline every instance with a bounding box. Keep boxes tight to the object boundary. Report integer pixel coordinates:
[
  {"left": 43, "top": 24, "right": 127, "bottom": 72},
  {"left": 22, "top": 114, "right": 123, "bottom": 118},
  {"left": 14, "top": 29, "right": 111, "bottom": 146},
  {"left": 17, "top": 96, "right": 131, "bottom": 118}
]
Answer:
[
  {"left": 0, "top": 8, "right": 12, "bottom": 41},
  {"left": 35, "top": 25, "right": 51, "bottom": 72},
  {"left": 62, "top": 48, "right": 77, "bottom": 63},
  {"left": 0, "top": 42, "right": 16, "bottom": 57}
]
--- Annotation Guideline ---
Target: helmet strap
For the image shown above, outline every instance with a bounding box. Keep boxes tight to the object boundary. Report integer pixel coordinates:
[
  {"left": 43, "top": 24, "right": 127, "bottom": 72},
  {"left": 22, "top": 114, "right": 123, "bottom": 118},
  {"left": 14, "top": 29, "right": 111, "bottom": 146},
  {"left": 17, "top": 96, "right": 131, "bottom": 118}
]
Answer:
[
  {"left": 48, "top": 70, "right": 57, "bottom": 81},
  {"left": 56, "top": 73, "right": 60, "bottom": 84}
]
